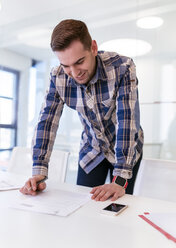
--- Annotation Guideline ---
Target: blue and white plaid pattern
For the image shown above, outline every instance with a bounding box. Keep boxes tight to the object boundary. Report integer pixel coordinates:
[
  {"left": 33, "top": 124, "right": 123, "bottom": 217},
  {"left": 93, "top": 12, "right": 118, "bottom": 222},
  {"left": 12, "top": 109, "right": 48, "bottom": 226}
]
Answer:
[{"left": 32, "top": 51, "right": 144, "bottom": 179}]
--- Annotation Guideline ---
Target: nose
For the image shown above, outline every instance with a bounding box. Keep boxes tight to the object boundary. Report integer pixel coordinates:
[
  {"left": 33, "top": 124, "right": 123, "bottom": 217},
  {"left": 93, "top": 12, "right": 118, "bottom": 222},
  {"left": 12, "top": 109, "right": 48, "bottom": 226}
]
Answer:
[{"left": 70, "top": 66, "right": 81, "bottom": 78}]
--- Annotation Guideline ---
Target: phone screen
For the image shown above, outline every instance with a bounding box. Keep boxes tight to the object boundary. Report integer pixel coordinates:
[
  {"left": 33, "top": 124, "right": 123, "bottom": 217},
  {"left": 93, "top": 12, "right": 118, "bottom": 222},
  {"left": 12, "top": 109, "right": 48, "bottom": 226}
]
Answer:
[{"left": 103, "top": 203, "right": 126, "bottom": 212}]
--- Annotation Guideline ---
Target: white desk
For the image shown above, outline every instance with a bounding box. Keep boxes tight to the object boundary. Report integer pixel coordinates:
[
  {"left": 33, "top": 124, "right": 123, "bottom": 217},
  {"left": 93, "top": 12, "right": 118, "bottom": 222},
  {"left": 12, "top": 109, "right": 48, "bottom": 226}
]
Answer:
[{"left": 0, "top": 180, "right": 176, "bottom": 248}]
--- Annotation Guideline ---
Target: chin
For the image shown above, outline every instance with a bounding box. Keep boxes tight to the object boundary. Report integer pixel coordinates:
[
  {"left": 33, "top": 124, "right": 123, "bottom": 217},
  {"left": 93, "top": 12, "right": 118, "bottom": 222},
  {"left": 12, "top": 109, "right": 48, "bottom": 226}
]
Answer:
[
  {"left": 76, "top": 77, "right": 89, "bottom": 85},
  {"left": 76, "top": 80, "right": 87, "bottom": 85}
]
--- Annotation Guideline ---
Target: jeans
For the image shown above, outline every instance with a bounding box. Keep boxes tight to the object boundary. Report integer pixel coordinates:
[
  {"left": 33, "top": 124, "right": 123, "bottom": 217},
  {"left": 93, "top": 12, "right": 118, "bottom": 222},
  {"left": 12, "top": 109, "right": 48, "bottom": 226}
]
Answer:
[{"left": 77, "top": 154, "right": 142, "bottom": 195}]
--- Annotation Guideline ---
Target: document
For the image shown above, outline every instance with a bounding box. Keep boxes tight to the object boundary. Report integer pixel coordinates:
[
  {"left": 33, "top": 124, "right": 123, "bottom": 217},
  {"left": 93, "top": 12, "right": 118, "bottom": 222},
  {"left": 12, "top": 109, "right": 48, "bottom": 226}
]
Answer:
[
  {"left": 0, "top": 171, "right": 26, "bottom": 191},
  {"left": 10, "top": 189, "right": 91, "bottom": 217},
  {"left": 139, "top": 212, "right": 176, "bottom": 243}
]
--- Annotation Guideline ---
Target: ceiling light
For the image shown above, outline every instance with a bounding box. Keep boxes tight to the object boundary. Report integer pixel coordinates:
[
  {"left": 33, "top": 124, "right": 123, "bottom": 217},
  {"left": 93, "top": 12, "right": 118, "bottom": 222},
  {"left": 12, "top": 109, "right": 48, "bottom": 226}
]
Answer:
[
  {"left": 99, "top": 39, "right": 152, "bottom": 57},
  {"left": 136, "top": 16, "right": 164, "bottom": 29}
]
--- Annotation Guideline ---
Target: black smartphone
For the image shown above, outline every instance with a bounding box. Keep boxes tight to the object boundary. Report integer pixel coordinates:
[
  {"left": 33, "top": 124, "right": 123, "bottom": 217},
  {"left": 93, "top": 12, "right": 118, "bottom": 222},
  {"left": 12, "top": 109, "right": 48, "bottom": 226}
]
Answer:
[{"left": 101, "top": 203, "right": 128, "bottom": 216}]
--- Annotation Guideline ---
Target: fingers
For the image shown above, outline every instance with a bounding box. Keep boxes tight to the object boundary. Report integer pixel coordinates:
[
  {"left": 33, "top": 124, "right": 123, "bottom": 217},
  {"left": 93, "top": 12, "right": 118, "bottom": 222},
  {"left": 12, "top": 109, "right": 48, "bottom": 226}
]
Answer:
[
  {"left": 90, "top": 183, "right": 125, "bottom": 202},
  {"left": 37, "top": 182, "right": 46, "bottom": 191},
  {"left": 91, "top": 187, "right": 102, "bottom": 200},
  {"left": 19, "top": 175, "right": 46, "bottom": 195},
  {"left": 111, "top": 188, "right": 125, "bottom": 201},
  {"left": 31, "top": 177, "right": 37, "bottom": 191},
  {"left": 91, "top": 185, "right": 111, "bottom": 201},
  {"left": 99, "top": 191, "right": 112, "bottom": 201},
  {"left": 90, "top": 186, "right": 100, "bottom": 194},
  {"left": 91, "top": 187, "right": 112, "bottom": 201},
  {"left": 19, "top": 182, "right": 37, "bottom": 196},
  {"left": 110, "top": 192, "right": 119, "bottom": 202},
  {"left": 24, "top": 179, "right": 32, "bottom": 191},
  {"left": 94, "top": 188, "right": 113, "bottom": 201}
]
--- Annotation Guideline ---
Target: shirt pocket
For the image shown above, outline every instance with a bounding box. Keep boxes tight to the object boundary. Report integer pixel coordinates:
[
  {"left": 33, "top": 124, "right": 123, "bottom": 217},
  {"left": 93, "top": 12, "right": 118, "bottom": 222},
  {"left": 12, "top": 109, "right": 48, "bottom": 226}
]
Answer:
[{"left": 100, "top": 97, "right": 116, "bottom": 120}]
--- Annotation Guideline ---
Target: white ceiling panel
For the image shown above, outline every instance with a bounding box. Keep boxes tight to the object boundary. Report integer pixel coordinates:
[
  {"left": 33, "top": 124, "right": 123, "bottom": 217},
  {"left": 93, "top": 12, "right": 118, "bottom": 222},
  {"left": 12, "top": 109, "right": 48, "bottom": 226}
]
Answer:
[{"left": 0, "top": 0, "right": 175, "bottom": 60}]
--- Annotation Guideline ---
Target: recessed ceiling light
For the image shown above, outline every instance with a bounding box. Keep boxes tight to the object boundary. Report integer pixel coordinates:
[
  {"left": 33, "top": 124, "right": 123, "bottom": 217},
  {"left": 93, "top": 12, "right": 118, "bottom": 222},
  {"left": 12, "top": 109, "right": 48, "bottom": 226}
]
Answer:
[
  {"left": 99, "top": 39, "right": 152, "bottom": 57},
  {"left": 136, "top": 16, "right": 164, "bottom": 29}
]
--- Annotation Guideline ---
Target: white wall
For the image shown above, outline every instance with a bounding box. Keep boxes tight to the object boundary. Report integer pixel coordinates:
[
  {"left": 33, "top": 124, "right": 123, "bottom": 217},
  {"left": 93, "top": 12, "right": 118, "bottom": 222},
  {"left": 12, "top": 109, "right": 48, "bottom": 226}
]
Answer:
[{"left": 136, "top": 56, "right": 176, "bottom": 158}]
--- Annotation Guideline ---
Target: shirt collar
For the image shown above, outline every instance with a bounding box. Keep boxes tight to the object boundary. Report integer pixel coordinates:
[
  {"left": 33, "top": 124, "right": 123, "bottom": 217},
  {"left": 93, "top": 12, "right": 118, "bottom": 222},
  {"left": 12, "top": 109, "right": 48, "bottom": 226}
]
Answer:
[
  {"left": 87, "top": 54, "right": 108, "bottom": 86},
  {"left": 95, "top": 53, "right": 108, "bottom": 82}
]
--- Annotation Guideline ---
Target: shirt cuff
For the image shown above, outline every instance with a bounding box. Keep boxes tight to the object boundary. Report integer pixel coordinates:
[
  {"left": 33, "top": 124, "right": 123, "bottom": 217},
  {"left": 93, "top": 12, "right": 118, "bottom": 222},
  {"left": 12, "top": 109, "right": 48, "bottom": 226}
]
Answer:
[
  {"left": 32, "top": 165, "right": 48, "bottom": 178},
  {"left": 113, "top": 168, "right": 132, "bottom": 179}
]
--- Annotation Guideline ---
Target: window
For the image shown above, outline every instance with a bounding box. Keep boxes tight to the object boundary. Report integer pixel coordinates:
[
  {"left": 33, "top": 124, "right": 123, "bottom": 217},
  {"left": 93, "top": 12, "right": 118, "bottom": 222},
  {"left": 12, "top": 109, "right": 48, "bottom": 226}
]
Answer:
[{"left": 0, "top": 66, "right": 19, "bottom": 162}]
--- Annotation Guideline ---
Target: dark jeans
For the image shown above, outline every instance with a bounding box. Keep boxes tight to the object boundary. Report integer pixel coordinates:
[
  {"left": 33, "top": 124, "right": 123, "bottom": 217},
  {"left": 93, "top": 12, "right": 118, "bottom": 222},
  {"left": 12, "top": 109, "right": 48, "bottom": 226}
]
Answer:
[{"left": 77, "top": 154, "right": 142, "bottom": 195}]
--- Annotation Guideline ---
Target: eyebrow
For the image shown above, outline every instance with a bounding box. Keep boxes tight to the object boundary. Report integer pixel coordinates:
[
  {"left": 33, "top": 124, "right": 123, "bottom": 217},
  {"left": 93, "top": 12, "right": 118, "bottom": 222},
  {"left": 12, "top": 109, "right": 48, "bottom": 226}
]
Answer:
[{"left": 60, "top": 56, "right": 85, "bottom": 67}]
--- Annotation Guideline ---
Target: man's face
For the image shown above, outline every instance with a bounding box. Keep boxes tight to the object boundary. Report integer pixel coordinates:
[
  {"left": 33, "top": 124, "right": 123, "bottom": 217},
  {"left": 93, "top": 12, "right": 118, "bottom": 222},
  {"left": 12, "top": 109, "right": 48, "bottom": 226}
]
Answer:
[{"left": 54, "top": 40, "right": 98, "bottom": 85}]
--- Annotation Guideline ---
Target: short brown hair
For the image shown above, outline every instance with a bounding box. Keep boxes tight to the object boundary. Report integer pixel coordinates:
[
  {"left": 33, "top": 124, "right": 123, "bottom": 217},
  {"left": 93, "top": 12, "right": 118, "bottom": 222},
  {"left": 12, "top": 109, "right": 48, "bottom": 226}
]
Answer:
[{"left": 50, "top": 19, "right": 92, "bottom": 51}]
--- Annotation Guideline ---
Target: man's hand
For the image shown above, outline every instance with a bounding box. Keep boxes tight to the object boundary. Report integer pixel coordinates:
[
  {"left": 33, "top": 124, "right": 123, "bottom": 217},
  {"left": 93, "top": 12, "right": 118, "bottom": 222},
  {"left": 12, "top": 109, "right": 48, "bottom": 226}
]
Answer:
[
  {"left": 90, "top": 183, "right": 125, "bottom": 201},
  {"left": 20, "top": 175, "right": 46, "bottom": 196}
]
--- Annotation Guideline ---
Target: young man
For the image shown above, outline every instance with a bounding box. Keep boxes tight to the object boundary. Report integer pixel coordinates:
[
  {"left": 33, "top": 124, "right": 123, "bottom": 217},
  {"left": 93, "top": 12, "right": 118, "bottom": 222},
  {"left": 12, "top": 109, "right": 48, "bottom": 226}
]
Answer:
[{"left": 20, "top": 19, "right": 144, "bottom": 201}]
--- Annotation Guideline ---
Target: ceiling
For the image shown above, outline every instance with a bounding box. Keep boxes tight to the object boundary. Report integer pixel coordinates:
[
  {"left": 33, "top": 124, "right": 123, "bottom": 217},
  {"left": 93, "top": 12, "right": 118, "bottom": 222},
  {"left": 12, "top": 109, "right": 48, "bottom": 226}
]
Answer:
[{"left": 0, "top": 0, "right": 176, "bottom": 61}]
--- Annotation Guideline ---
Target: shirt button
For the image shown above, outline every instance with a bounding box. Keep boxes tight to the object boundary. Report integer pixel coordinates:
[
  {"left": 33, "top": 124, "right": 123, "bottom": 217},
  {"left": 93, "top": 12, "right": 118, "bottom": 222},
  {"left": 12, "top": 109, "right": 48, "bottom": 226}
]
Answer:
[{"left": 97, "top": 133, "right": 102, "bottom": 139}]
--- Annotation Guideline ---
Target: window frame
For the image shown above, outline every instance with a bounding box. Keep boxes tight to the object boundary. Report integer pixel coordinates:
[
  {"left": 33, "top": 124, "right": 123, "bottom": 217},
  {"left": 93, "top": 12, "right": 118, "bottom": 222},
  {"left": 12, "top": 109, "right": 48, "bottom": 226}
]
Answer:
[{"left": 0, "top": 66, "right": 20, "bottom": 153}]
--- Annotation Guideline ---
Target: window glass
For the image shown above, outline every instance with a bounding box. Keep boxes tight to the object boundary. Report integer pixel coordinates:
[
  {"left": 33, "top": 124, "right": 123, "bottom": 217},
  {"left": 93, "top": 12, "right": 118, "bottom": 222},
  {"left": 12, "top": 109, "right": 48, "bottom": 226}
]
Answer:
[
  {"left": 0, "top": 128, "right": 15, "bottom": 149},
  {"left": 0, "top": 150, "right": 11, "bottom": 161},
  {"left": 0, "top": 70, "right": 14, "bottom": 98},
  {"left": 0, "top": 67, "right": 19, "bottom": 163},
  {"left": 0, "top": 98, "right": 13, "bottom": 124}
]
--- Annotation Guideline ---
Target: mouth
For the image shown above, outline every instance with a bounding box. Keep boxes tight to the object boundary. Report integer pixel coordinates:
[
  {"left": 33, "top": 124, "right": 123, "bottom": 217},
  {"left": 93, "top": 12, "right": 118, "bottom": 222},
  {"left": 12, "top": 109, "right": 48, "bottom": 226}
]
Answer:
[{"left": 76, "top": 72, "right": 86, "bottom": 81}]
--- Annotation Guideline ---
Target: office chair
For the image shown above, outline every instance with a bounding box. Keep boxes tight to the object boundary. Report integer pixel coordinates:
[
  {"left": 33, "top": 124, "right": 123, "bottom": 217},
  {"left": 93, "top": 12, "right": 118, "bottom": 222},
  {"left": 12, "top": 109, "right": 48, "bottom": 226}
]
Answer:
[
  {"left": 8, "top": 146, "right": 69, "bottom": 183},
  {"left": 133, "top": 158, "right": 176, "bottom": 202}
]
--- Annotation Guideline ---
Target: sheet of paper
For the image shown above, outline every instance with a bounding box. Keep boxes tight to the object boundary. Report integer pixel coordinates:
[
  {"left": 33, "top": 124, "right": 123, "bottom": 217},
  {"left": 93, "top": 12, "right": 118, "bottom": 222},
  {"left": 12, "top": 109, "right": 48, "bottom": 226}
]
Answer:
[
  {"left": 145, "top": 213, "right": 176, "bottom": 238},
  {"left": 10, "top": 189, "right": 91, "bottom": 217},
  {"left": 0, "top": 171, "right": 26, "bottom": 191},
  {"left": 139, "top": 212, "right": 176, "bottom": 243}
]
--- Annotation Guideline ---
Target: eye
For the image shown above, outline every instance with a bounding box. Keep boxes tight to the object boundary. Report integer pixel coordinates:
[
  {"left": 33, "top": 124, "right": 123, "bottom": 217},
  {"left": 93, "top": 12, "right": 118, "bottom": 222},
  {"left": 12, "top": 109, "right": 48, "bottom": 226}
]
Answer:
[
  {"left": 62, "top": 65, "right": 69, "bottom": 69},
  {"left": 76, "top": 60, "right": 84, "bottom": 65}
]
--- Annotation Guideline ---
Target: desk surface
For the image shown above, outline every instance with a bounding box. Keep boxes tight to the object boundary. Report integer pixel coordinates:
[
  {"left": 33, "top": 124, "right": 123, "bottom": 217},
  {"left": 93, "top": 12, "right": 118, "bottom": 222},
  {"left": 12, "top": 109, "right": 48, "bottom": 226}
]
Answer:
[{"left": 0, "top": 178, "right": 176, "bottom": 248}]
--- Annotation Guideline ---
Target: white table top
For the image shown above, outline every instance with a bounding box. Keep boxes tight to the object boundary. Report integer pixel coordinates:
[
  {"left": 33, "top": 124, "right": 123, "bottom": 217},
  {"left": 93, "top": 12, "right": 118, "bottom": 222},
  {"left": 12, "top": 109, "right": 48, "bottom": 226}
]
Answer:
[{"left": 0, "top": 177, "right": 176, "bottom": 248}]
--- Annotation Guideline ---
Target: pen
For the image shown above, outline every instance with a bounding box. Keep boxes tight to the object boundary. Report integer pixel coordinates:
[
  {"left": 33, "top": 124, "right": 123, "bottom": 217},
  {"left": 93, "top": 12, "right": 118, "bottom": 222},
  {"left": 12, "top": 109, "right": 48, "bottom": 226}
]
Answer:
[{"left": 28, "top": 177, "right": 47, "bottom": 191}]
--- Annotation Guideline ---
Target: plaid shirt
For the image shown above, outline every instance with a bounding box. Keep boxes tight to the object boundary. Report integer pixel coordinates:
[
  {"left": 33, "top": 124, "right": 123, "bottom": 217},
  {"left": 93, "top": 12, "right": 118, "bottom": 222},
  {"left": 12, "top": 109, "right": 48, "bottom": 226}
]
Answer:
[{"left": 32, "top": 51, "right": 144, "bottom": 179}]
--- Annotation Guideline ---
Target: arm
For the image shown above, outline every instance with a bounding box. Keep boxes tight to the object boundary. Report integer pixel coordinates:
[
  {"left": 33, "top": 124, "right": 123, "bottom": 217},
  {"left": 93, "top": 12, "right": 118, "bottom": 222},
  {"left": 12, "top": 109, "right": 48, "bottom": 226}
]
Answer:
[
  {"left": 32, "top": 69, "right": 64, "bottom": 178},
  {"left": 91, "top": 59, "right": 140, "bottom": 201},
  {"left": 113, "top": 58, "right": 140, "bottom": 179},
  {"left": 20, "top": 68, "right": 64, "bottom": 195}
]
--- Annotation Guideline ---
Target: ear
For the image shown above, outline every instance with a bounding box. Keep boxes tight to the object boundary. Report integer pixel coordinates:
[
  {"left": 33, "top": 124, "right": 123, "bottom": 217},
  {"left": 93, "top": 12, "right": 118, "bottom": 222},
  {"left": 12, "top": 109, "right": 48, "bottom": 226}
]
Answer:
[{"left": 91, "top": 40, "right": 98, "bottom": 56}]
